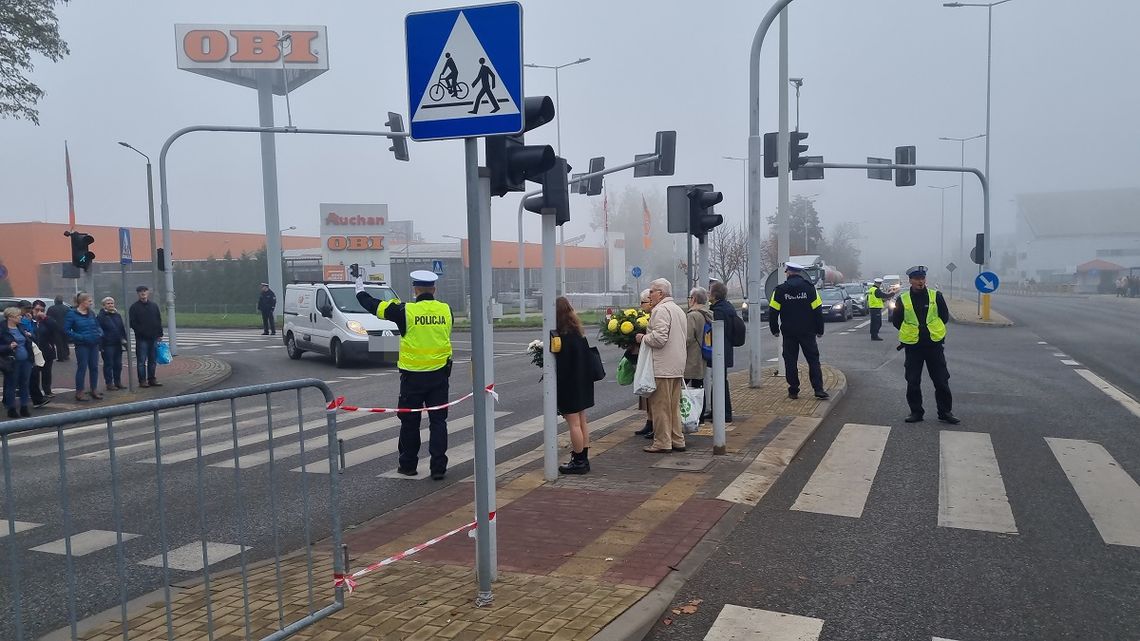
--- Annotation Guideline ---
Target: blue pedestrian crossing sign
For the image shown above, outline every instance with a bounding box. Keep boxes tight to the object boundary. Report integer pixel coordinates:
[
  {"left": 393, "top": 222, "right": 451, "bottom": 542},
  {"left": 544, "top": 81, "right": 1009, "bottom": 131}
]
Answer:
[
  {"left": 975, "top": 271, "right": 999, "bottom": 293},
  {"left": 405, "top": 2, "right": 523, "bottom": 141},
  {"left": 118, "top": 227, "right": 133, "bottom": 265},
  {"left": 631, "top": 266, "right": 642, "bottom": 279},
  {"left": 432, "top": 259, "right": 445, "bottom": 275}
]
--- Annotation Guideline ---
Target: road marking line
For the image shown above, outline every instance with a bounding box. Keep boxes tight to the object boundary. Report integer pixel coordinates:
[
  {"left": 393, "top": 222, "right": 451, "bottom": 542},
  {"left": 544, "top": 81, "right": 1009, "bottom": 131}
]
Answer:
[
  {"left": 704, "top": 605, "right": 823, "bottom": 640},
  {"left": 767, "top": 358, "right": 779, "bottom": 362},
  {"left": 138, "top": 414, "right": 323, "bottom": 465},
  {"left": 213, "top": 415, "right": 402, "bottom": 469},
  {"left": 380, "top": 411, "right": 526, "bottom": 480},
  {"left": 855, "top": 320, "right": 870, "bottom": 328},
  {"left": 216, "top": 351, "right": 238, "bottom": 355},
  {"left": 1060, "top": 359, "right": 1080, "bottom": 366},
  {"left": 1046, "top": 437, "right": 1140, "bottom": 547},
  {"left": 339, "top": 376, "right": 369, "bottom": 380},
  {"left": 938, "top": 431, "right": 1018, "bottom": 534},
  {"left": 719, "top": 417, "right": 821, "bottom": 506},
  {"left": 1052, "top": 352, "right": 1068, "bottom": 357},
  {"left": 1073, "top": 369, "right": 1140, "bottom": 420},
  {"left": 1037, "top": 341, "right": 1048, "bottom": 344},
  {"left": 68, "top": 407, "right": 269, "bottom": 461},
  {"left": 791, "top": 423, "right": 890, "bottom": 518},
  {"left": 0, "top": 521, "right": 41, "bottom": 538},
  {"left": 31, "top": 529, "right": 139, "bottom": 556},
  {"left": 139, "top": 541, "right": 248, "bottom": 572}
]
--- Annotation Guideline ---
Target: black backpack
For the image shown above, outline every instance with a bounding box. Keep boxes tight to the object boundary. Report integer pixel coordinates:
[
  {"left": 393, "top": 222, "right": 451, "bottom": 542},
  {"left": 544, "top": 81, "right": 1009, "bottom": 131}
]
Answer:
[{"left": 730, "top": 313, "right": 747, "bottom": 347}]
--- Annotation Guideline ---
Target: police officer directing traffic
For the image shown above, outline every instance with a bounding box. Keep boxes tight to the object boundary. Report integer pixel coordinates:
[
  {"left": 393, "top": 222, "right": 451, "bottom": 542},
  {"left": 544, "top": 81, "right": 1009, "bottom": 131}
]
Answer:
[
  {"left": 768, "top": 262, "right": 829, "bottom": 400},
  {"left": 866, "top": 277, "right": 892, "bottom": 341},
  {"left": 890, "top": 265, "right": 959, "bottom": 425},
  {"left": 356, "top": 268, "right": 454, "bottom": 480}
]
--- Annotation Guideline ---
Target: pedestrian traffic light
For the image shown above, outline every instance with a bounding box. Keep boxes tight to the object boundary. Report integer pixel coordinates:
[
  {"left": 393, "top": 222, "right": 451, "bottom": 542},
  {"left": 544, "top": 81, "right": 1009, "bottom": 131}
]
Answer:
[
  {"left": 486, "top": 96, "right": 556, "bottom": 197},
  {"left": 384, "top": 112, "right": 409, "bottom": 162},
  {"left": 68, "top": 231, "right": 95, "bottom": 270},
  {"left": 972, "top": 232, "right": 985, "bottom": 265},
  {"left": 895, "top": 145, "right": 916, "bottom": 187},
  {"left": 789, "top": 131, "right": 810, "bottom": 170},
  {"left": 523, "top": 157, "right": 572, "bottom": 226},
  {"left": 687, "top": 186, "right": 724, "bottom": 241},
  {"left": 156, "top": 247, "right": 166, "bottom": 271},
  {"left": 763, "top": 132, "right": 778, "bottom": 177}
]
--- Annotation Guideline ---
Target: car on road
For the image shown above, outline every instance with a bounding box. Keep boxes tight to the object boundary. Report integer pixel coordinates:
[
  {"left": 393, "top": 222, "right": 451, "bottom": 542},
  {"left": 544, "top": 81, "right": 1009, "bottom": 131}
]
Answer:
[
  {"left": 819, "top": 286, "right": 855, "bottom": 321},
  {"left": 283, "top": 282, "right": 402, "bottom": 367},
  {"left": 839, "top": 282, "right": 869, "bottom": 316}
]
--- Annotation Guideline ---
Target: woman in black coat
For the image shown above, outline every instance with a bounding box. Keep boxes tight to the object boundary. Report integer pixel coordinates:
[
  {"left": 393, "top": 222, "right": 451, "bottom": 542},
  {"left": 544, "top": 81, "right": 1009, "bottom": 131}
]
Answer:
[{"left": 553, "top": 296, "right": 595, "bottom": 474}]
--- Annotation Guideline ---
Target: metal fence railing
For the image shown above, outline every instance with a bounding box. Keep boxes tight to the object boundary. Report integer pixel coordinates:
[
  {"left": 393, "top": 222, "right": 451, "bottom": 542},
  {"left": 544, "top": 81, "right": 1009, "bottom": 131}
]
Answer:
[{"left": 1, "top": 379, "right": 344, "bottom": 641}]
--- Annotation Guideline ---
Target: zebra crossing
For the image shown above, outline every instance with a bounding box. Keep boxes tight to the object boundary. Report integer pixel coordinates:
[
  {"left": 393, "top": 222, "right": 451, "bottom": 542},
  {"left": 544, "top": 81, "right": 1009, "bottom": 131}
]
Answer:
[
  {"left": 784, "top": 423, "right": 1140, "bottom": 548},
  {"left": 702, "top": 604, "right": 965, "bottom": 640},
  {"left": 171, "top": 330, "right": 283, "bottom": 353}
]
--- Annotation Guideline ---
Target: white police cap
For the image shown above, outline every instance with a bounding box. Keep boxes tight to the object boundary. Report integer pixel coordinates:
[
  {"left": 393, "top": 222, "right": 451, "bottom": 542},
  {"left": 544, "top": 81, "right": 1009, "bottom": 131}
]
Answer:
[
  {"left": 410, "top": 270, "right": 440, "bottom": 286},
  {"left": 784, "top": 261, "right": 805, "bottom": 271}
]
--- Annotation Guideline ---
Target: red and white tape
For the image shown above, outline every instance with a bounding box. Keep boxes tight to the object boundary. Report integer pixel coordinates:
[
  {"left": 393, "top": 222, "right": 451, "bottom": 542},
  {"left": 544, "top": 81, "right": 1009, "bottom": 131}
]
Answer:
[
  {"left": 327, "top": 384, "right": 498, "bottom": 413},
  {"left": 333, "top": 511, "right": 497, "bottom": 594}
]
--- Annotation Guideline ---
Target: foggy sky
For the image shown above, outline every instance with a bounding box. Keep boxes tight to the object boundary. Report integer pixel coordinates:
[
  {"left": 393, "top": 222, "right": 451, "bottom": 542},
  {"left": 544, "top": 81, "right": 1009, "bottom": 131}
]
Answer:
[{"left": 2, "top": 0, "right": 1137, "bottom": 277}]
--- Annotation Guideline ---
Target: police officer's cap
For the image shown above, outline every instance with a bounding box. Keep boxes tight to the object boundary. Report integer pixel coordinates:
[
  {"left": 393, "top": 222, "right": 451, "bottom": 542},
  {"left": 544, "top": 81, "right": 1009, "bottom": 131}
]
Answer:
[
  {"left": 906, "top": 265, "right": 928, "bottom": 278},
  {"left": 410, "top": 270, "right": 439, "bottom": 287},
  {"left": 873, "top": 277, "right": 883, "bottom": 283},
  {"left": 784, "top": 261, "right": 805, "bottom": 272}
]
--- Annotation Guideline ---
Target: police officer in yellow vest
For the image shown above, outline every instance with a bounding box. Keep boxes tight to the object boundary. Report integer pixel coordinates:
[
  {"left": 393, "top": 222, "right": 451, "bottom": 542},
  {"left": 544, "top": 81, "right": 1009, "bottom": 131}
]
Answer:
[
  {"left": 866, "top": 277, "right": 888, "bottom": 341},
  {"left": 356, "top": 269, "right": 454, "bottom": 479},
  {"left": 889, "top": 266, "right": 959, "bottom": 425}
]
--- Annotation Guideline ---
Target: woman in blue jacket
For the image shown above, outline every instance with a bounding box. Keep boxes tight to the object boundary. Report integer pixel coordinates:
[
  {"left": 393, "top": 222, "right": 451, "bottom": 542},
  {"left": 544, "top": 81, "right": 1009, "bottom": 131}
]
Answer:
[
  {"left": 66, "top": 292, "right": 103, "bottom": 401},
  {"left": 2, "top": 307, "right": 36, "bottom": 418},
  {"left": 97, "top": 297, "right": 128, "bottom": 390}
]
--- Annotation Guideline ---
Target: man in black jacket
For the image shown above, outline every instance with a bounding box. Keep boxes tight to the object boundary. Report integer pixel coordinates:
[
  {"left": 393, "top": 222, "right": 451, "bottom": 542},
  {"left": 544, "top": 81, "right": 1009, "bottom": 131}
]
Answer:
[
  {"left": 768, "top": 262, "right": 828, "bottom": 400},
  {"left": 707, "top": 280, "right": 738, "bottom": 422},
  {"left": 129, "top": 286, "right": 164, "bottom": 388},
  {"left": 31, "top": 300, "right": 59, "bottom": 402},
  {"left": 258, "top": 283, "right": 277, "bottom": 335},
  {"left": 46, "top": 295, "right": 70, "bottom": 361},
  {"left": 890, "top": 265, "right": 958, "bottom": 424}
]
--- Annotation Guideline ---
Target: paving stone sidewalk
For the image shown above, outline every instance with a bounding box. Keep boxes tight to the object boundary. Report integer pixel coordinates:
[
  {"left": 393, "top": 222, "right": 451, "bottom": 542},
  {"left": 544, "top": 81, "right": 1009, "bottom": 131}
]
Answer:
[{"left": 74, "top": 365, "right": 845, "bottom": 641}]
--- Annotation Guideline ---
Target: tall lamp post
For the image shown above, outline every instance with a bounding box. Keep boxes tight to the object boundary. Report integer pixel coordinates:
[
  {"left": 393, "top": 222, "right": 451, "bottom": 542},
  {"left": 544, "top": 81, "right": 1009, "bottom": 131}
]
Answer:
[
  {"left": 117, "top": 142, "right": 159, "bottom": 295},
  {"left": 938, "top": 134, "right": 985, "bottom": 292},
  {"left": 524, "top": 57, "right": 590, "bottom": 295},
  {"left": 928, "top": 184, "right": 958, "bottom": 291},
  {"left": 944, "top": 0, "right": 1017, "bottom": 268}
]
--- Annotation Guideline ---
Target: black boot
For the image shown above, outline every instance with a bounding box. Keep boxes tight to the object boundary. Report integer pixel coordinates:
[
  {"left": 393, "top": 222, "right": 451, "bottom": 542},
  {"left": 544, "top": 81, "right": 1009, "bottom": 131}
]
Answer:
[
  {"left": 634, "top": 420, "right": 653, "bottom": 436},
  {"left": 578, "top": 448, "right": 590, "bottom": 473},
  {"left": 558, "top": 450, "right": 589, "bottom": 475}
]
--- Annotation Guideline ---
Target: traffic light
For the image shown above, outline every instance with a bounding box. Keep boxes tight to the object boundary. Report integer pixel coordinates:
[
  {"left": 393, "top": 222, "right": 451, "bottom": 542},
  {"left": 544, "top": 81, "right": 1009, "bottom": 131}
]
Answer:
[
  {"left": 69, "top": 231, "right": 95, "bottom": 270},
  {"left": 687, "top": 186, "right": 724, "bottom": 240},
  {"left": 486, "top": 96, "right": 556, "bottom": 197},
  {"left": 763, "top": 132, "right": 778, "bottom": 177},
  {"left": 789, "top": 131, "right": 810, "bottom": 170},
  {"left": 584, "top": 156, "right": 604, "bottom": 196},
  {"left": 156, "top": 247, "right": 166, "bottom": 271},
  {"left": 384, "top": 112, "right": 409, "bottom": 162},
  {"left": 523, "top": 157, "right": 572, "bottom": 226},
  {"left": 895, "top": 145, "right": 916, "bottom": 187},
  {"left": 972, "top": 232, "right": 985, "bottom": 265}
]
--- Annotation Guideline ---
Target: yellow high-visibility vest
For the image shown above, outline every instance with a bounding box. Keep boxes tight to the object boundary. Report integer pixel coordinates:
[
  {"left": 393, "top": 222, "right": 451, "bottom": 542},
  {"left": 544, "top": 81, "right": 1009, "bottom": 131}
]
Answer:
[
  {"left": 867, "top": 286, "right": 884, "bottom": 309},
  {"left": 380, "top": 299, "right": 453, "bottom": 371},
  {"left": 899, "top": 289, "right": 946, "bottom": 345}
]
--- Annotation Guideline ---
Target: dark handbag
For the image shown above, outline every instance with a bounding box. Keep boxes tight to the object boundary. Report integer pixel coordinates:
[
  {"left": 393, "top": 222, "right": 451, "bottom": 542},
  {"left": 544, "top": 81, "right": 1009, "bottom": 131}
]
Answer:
[
  {"left": 588, "top": 346, "right": 606, "bottom": 382},
  {"left": 0, "top": 354, "right": 13, "bottom": 375}
]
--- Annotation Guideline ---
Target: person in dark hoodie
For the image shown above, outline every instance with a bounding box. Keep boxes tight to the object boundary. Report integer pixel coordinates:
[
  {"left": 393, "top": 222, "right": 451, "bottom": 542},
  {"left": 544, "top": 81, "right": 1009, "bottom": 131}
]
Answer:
[
  {"left": 129, "top": 285, "right": 163, "bottom": 388},
  {"left": 66, "top": 292, "right": 103, "bottom": 401},
  {"left": 31, "top": 300, "right": 60, "bottom": 400},
  {"left": 708, "top": 280, "right": 740, "bottom": 422},
  {"left": 97, "top": 297, "right": 128, "bottom": 390}
]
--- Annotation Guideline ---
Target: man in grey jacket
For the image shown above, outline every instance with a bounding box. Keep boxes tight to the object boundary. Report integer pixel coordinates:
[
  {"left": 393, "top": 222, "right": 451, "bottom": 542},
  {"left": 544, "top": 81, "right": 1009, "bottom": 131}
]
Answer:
[{"left": 636, "top": 278, "right": 688, "bottom": 453}]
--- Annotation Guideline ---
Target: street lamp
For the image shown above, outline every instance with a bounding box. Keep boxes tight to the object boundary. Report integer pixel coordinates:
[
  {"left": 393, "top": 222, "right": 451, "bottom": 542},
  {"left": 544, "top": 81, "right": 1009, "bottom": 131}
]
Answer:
[
  {"left": 944, "top": 0, "right": 1017, "bottom": 269},
  {"left": 524, "top": 57, "right": 590, "bottom": 295},
  {"left": 280, "top": 225, "right": 296, "bottom": 233},
  {"left": 939, "top": 133, "right": 985, "bottom": 290},
  {"left": 117, "top": 141, "right": 159, "bottom": 295},
  {"left": 928, "top": 184, "right": 958, "bottom": 291},
  {"left": 788, "top": 77, "right": 804, "bottom": 131}
]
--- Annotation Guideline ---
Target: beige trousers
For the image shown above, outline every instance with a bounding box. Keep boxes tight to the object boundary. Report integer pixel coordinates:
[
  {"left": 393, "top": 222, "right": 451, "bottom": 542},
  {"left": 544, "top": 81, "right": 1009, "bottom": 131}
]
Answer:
[{"left": 648, "top": 377, "right": 684, "bottom": 450}]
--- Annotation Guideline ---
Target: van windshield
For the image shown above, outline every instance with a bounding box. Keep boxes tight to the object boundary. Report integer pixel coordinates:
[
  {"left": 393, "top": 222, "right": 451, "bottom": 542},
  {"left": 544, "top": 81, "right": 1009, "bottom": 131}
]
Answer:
[{"left": 329, "top": 286, "right": 397, "bottom": 314}]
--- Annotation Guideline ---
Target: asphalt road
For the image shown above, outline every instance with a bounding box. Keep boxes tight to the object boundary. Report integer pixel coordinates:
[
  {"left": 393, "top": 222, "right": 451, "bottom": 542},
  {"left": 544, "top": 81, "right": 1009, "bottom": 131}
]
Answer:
[{"left": 647, "top": 294, "right": 1140, "bottom": 640}]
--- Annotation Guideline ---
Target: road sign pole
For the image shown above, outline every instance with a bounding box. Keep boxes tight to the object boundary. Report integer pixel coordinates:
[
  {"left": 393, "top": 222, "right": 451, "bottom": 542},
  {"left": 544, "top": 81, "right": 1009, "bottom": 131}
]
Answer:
[
  {"left": 464, "top": 138, "right": 496, "bottom": 603},
  {"left": 541, "top": 212, "right": 558, "bottom": 482}
]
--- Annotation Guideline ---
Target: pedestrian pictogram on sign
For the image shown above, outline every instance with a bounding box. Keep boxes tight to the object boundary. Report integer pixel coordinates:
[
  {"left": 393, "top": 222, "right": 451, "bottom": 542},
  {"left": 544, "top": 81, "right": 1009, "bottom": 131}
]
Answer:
[
  {"left": 406, "top": 3, "right": 523, "bottom": 141},
  {"left": 119, "top": 227, "right": 133, "bottom": 265},
  {"left": 432, "top": 259, "right": 445, "bottom": 275}
]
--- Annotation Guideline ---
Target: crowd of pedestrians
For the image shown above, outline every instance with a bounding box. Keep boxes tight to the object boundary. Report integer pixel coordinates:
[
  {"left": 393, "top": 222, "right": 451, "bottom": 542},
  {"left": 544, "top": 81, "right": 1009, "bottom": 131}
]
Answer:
[
  {"left": 1115, "top": 274, "right": 1139, "bottom": 297},
  {"left": 2, "top": 286, "right": 163, "bottom": 419}
]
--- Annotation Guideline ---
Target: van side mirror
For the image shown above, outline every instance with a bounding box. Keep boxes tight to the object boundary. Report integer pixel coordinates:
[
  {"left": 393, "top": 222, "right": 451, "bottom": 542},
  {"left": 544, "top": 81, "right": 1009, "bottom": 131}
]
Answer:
[{"left": 319, "top": 303, "right": 334, "bottom": 318}]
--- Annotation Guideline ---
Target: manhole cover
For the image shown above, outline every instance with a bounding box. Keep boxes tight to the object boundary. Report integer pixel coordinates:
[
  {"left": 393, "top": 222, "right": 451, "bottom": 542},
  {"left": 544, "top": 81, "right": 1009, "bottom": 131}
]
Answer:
[{"left": 652, "top": 455, "right": 713, "bottom": 472}]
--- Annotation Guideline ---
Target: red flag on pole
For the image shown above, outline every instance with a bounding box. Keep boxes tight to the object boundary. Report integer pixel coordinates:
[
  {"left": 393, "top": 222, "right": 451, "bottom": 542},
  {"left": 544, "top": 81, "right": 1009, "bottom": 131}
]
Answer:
[
  {"left": 642, "top": 196, "right": 652, "bottom": 249},
  {"left": 65, "top": 141, "right": 76, "bottom": 229},
  {"left": 602, "top": 189, "right": 609, "bottom": 232}
]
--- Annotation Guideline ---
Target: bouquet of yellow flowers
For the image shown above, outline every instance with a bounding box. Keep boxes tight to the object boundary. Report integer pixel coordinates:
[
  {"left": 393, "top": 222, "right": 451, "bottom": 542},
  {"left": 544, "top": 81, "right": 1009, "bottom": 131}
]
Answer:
[{"left": 597, "top": 307, "right": 650, "bottom": 350}]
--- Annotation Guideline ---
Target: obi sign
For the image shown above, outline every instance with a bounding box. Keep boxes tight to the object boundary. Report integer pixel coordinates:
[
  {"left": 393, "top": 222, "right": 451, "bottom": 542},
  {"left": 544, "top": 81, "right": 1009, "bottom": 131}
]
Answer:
[
  {"left": 175, "top": 24, "right": 329, "bottom": 94},
  {"left": 321, "top": 204, "right": 393, "bottom": 283}
]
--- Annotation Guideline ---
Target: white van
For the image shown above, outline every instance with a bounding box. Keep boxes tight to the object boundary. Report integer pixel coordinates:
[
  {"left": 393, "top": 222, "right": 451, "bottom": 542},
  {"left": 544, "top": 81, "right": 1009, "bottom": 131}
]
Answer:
[{"left": 282, "top": 282, "right": 401, "bottom": 367}]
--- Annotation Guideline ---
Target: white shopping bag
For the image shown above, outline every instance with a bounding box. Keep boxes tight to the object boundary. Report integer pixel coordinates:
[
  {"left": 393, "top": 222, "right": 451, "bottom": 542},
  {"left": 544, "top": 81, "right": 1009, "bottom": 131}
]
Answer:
[
  {"left": 633, "top": 344, "right": 657, "bottom": 397},
  {"left": 680, "top": 380, "right": 704, "bottom": 433}
]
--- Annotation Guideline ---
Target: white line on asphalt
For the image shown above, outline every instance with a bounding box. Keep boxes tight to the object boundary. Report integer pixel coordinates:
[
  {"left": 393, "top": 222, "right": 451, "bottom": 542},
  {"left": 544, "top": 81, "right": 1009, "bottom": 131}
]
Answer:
[
  {"left": 1037, "top": 341, "right": 1048, "bottom": 344},
  {"left": 767, "top": 358, "right": 779, "bottom": 362},
  {"left": 71, "top": 406, "right": 269, "bottom": 461},
  {"left": 321, "top": 380, "right": 341, "bottom": 385},
  {"left": 7, "top": 407, "right": 195, "bottom": 447},
  {"left": 791, "top": 423, "right": 890, "bottom": 518},
  {"left": 1072, "top": 369, "right": 1140, "bottom": 420},
  {"left": 30, "top": 530, "right": 139, "bottom": 556},
  {"left": 704, "top": 605, "right": 823, "bottom": 640},
  {"left": 295, "top": 411, "right": 509, "bottom": 474},
  {"left": 212, "top": 415, "right": 402, "bottom": 470},
  {"left": 381, "top": 413, "right": 545, "bottom": 480},
  {"left": 0, "top": 521, "right": 41, "bottom": 538},
  {"left": 216, "top": 351, "right": 238, "bottom": 355},
  {"left": 1046, "top": 437, "right": 1140, "bottom": 548},
  {"left": 1060, "top": 359, "right": 1081, "bottom": 366},
  {"left": 1052, "top": 352, "right": 1068, "bottom": 357},
  {"left": 719, "top": 417, "right": 821, "bottom": 506},
  {"left": 855, "top": 320, "right": 871, "bottom": 328},
  {"left": 938, "top": 431, "right": 1018, "bottom": 534},
  {"left": 339, "top": 376, "right": 369, "bottom": 380},
  {"left": 139, "top": 413, "right": 324, "bottom": 465},
  {"left": 139, "top": 542, "right": 248, "bottom": 572}
]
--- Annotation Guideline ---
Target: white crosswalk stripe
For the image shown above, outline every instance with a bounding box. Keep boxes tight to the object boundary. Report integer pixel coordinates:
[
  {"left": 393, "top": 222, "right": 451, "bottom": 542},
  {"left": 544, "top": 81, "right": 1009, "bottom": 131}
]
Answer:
[
  {"left": 138, "top": 411, "right": 326, "bottom": 465},
  {"left": 212, "top": 414, "right": 403, "bottom": 470},
  {"left": 380, "top": 413, "right": 543, "bottom": 480},
  {"left": 938, "top": 431, "right": 1017, "bottom": 534},
  {"left": 68, "top": 406, "right": 267, "bottom": 461},
  {"left": 1046, "top": 437, "right": 1140, "bottom": 548},
  {"left": 138, "top": 541, "right": 247, "bottom": 572},
  {"left": 30, "top": 529, "right": 139, "bottom": 556},
  {"left": 0, "top": 520, "right": 42, "bottom": 538},
  {"left": 703, "top": 605, "right": 965, "bottom": 640},
  {"left": 791, "top": 423, "right": 889, "bottom": 518}
]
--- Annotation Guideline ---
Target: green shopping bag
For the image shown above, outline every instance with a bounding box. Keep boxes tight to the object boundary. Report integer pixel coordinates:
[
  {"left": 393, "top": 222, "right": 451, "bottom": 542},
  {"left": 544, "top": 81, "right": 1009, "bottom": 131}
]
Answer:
[{"left": 616, "top": 356, "right": 635, "bottom": 386}]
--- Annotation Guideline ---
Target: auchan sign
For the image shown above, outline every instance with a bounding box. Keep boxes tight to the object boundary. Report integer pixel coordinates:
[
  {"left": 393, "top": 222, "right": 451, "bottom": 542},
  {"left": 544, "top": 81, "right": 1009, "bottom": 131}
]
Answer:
[{"left": 175, "top": 24, "right": 328, "bottom": 93}]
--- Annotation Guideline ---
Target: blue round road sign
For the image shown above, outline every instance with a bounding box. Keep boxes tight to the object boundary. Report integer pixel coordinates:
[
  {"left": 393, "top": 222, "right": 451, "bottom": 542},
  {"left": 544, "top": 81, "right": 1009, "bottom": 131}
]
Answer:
[
  {"left": 975, "top": 271, "right": 1000, "bottom": 293},
  {"left": 631, "top": 266, "right": 642, "bottom": 279}
]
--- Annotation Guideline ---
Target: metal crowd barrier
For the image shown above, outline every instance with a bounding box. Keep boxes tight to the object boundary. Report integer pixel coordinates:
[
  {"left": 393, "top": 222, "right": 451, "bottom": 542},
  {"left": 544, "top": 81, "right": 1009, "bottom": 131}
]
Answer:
[{"left": 0, "top": 379, "right": 345, "bottom": 641}]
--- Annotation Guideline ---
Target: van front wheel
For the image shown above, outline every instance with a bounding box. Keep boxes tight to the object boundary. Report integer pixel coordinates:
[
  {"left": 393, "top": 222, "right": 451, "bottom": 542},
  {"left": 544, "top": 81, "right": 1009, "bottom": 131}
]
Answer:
[
  {"left": 331, "top": 339, "right": 348, "bottom": 369},
  {"left": 286, "top": 334, "right": 304, "bottom": 360}
]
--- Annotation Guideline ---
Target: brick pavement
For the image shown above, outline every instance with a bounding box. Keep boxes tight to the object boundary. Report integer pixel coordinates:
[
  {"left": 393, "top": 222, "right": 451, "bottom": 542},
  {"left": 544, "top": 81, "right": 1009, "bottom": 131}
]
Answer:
[{"left": 72, "top": 365, "right": 845, "bottom": 641}]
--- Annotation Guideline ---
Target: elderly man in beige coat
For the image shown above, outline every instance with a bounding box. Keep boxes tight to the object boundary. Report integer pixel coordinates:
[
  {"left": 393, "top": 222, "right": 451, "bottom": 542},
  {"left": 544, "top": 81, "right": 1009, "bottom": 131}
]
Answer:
[{"left": 635, "top": 278, "right": 689, "bottom": 453}]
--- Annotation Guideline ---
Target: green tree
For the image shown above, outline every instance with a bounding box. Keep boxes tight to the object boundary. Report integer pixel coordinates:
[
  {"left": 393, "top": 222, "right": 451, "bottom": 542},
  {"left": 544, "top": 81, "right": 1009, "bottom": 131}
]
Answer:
[
  {"left": 0, "top": 0, "right": 70, "bottom": 125},
  {"left": 766, "top": 195, "right": 824, "bottom": 256}
]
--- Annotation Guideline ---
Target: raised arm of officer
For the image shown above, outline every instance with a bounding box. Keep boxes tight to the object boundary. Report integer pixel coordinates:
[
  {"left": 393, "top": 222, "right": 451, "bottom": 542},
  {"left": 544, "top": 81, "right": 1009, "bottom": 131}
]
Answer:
[{"left": 355, "top": 275, "right": 408, "bottom": 334}]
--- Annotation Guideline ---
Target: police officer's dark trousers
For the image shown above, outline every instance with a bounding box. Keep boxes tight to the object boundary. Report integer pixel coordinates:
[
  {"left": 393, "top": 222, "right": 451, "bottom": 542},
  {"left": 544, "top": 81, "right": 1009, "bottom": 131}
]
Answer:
[
  {"left": 869, "top": 309, "right": 882, "bottom": 338},
  {"left": 397, "top": 365, "right": 450, "bottom": 474},
  {"left": 903, "top": 343, "right": 952, "bottom": 417},
  {"left": 782, "top": 333, "right": 823, "bottom": 394},
  {"left": 261, "top": 310, "right": 275, "bottom": 334}
]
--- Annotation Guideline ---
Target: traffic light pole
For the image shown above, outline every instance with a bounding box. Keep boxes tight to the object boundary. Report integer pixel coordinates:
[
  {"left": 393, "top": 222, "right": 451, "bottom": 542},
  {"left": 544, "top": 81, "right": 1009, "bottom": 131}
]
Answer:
[{"left": 158, "top": 124, "right": 411, "bottom": 354}]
